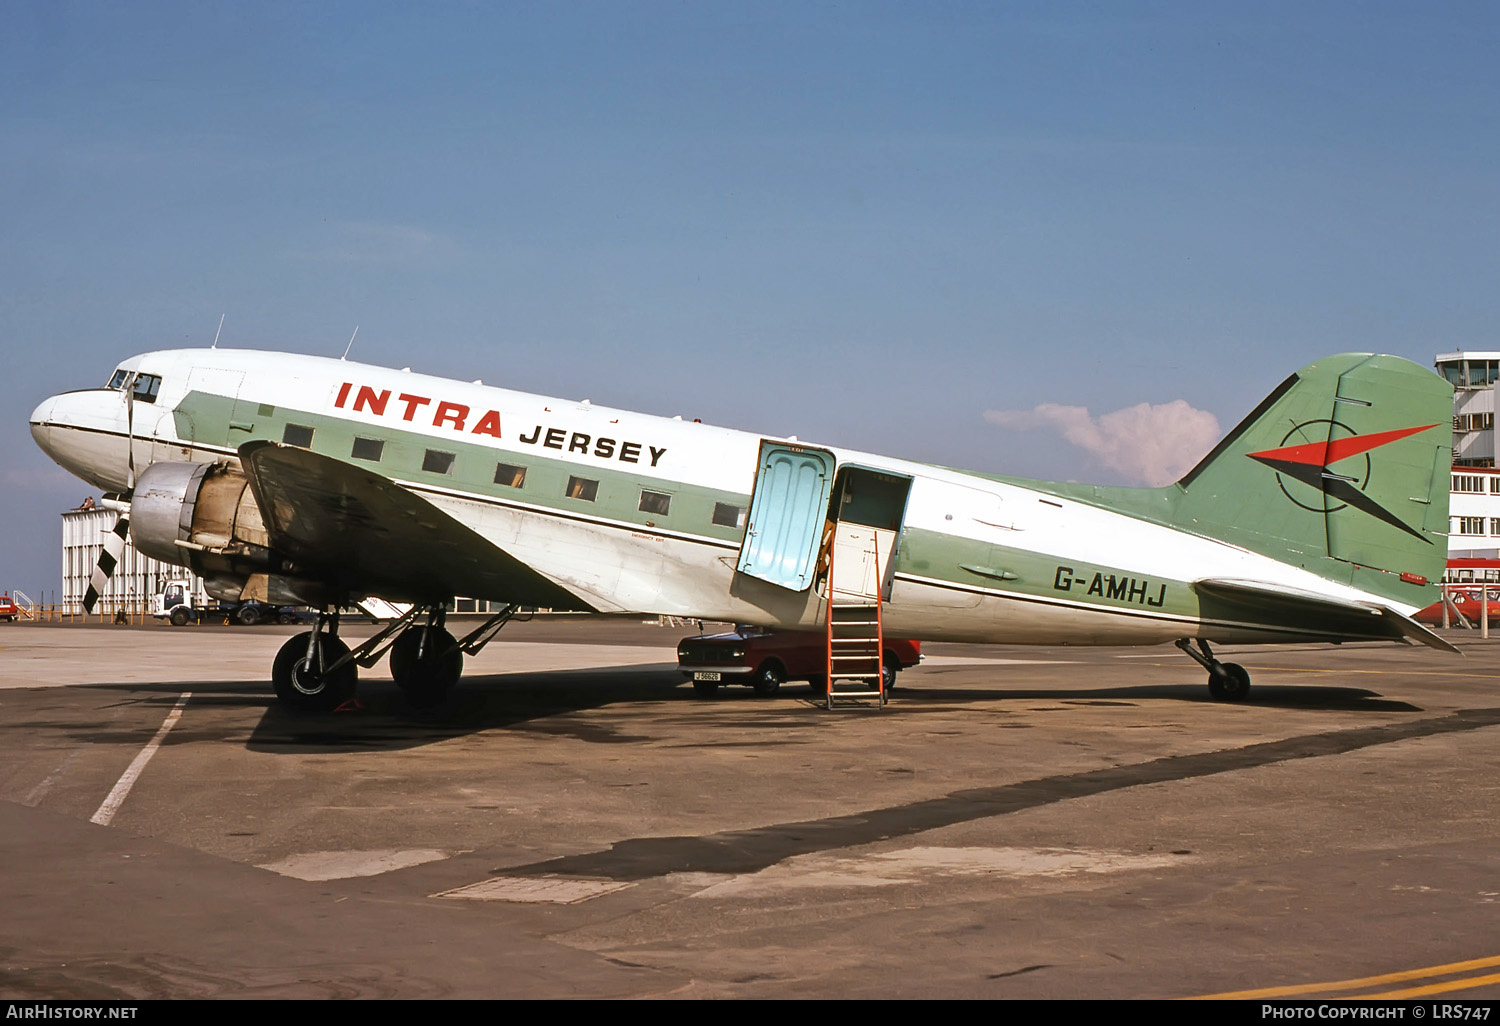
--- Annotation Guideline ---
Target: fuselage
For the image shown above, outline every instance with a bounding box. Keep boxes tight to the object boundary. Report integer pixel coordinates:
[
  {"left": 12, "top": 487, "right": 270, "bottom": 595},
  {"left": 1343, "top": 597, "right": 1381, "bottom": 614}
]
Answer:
[{"left": 30, "top": 348, "right": 1426, "bottom": 646}]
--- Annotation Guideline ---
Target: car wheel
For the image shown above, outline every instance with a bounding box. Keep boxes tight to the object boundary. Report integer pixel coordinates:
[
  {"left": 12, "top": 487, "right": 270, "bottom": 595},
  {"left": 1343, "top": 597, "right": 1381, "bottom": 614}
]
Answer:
[
  {"left": 881, "top": 655, "right": 899, "bottom": 693},
  {"left": 751, "top": 662, "right": 784, "bottom": 696}
]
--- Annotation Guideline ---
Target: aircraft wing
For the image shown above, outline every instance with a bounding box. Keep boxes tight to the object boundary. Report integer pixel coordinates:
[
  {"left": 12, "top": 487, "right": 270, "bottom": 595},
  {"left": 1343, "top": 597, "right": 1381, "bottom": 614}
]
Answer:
[
  {"left": 237, "top": 440, "right": 591, "bottom": 610},
  {"left": 1191, "top": 577, "right": 1460, "bottom": 654}
]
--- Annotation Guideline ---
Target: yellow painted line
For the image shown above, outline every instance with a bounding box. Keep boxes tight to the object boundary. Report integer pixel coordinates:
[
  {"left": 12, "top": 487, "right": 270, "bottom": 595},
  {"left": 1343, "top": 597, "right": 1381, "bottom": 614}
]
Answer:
[
  {"left": 1364, "top": 970, "right": 1500, "bottom": 999},
  {"left": 1190, "top": 953, "right": 1500, "bottom": 999}
]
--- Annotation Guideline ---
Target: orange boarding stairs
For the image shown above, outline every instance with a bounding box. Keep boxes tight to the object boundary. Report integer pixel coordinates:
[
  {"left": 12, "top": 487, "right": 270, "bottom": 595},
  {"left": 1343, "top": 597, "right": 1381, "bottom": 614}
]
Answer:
[{"left": 821, "top": 522, "right": 888, "bottom": 709}]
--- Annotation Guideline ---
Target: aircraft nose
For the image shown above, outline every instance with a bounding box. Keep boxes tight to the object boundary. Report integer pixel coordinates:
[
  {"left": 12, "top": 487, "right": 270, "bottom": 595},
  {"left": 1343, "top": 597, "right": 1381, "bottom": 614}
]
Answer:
[{"left": 29, "top": 395, "right": 59, "bottom": 452}]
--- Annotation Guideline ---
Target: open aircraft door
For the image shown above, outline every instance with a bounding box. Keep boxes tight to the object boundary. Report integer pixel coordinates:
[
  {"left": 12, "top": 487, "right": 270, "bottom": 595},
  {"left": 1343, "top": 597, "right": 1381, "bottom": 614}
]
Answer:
[{"left": 736, "top": 442, "right": 837, "bottom": 591}]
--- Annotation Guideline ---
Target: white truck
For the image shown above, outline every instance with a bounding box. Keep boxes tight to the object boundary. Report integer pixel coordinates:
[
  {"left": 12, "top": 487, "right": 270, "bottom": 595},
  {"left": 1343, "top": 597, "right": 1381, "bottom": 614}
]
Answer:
[{"left": 153, "top": 579, "right": 301, "bottom": 626}]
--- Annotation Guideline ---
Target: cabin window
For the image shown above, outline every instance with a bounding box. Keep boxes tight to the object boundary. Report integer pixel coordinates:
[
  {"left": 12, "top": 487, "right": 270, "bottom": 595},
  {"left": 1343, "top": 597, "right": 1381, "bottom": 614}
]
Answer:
[
  {"left": 283, "top": 424, "right": 315, "bottom": 448},
  {"left": 131, "top": 374, "right": 161, "bottom": 404},
  {"left": 423, "top": 450, "right": 455, "bottom": 475},
  {"left": 639, "top": 490, "right": 671, "bottom": 516},
  {"left": 107, "top": 369, "right": 129, "bottom": 390},
  {"left": 351, "top": 437, "right": 384, "bottom": 462},
  {"left": 494, "top": 463, "right": 527, "bottom": 488},
  {"left": 566, "top": 476, "right": 598, "bottom": 501},
  {"left": 712, "top": 502, "right": 746, "bottom": 529}
]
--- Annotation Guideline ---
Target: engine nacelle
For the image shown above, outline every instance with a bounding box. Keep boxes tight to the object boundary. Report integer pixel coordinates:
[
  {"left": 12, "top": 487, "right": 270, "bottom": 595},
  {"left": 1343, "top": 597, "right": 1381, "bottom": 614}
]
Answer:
[{"left": 130, "top": 461, "right": 332, "bottom": 606}]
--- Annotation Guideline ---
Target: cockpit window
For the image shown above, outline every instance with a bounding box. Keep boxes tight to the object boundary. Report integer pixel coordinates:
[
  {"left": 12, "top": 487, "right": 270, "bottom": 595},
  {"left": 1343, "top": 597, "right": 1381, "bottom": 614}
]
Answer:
[
  {"left": 108, "top": 369, "right": 129, "bottom": 390},
  {"left": 131, "top": 374, "right": 162, "bottom": 404}
]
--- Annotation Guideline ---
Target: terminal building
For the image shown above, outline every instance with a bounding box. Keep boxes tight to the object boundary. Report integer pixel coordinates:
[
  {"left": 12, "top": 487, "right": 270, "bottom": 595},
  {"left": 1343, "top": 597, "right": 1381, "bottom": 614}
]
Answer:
[
  {"left": 55, "top": 351, "right": 1500, "bottom": 611},
  {"left": 1436, "top": 352, "right": 1500, "bottom": 560}
]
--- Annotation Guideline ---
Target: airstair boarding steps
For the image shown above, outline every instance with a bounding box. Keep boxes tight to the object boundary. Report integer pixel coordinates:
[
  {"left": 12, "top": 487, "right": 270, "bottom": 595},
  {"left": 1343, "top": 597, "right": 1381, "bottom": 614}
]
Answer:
[{"left": 823, "top": 523, "right": 887, "bottom": 709}]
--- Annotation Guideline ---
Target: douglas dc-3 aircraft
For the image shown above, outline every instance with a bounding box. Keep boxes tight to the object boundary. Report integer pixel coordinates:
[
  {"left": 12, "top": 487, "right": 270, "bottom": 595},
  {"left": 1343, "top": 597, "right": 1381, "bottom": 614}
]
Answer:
[{"left": 30, "top": 348, "right": 1456, "bottom": 711}]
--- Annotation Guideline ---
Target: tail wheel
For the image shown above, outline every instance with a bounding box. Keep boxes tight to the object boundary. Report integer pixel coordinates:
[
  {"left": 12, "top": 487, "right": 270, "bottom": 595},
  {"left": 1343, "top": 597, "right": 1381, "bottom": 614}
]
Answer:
[
  {"left": 390, "top": 627, "right": 463, "bottom": 709},
  {"left": 1208, "top": 662, "right": 1251, "bottom": 701},
  {"left": 272, "top": 632, "right": 356, "bottom": 712}
]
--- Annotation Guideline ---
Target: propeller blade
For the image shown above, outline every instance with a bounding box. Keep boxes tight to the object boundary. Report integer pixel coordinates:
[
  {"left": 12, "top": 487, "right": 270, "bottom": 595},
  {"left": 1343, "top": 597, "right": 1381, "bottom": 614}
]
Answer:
[{"left": 82, "top": 506, "right": 131, "bottom": 614}]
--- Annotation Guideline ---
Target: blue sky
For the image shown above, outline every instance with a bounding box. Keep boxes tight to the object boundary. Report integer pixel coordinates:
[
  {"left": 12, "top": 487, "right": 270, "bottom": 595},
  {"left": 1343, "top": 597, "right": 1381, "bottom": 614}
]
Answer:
[{"left": 4, "top": 2, "right": 1498, "bottom": 596}]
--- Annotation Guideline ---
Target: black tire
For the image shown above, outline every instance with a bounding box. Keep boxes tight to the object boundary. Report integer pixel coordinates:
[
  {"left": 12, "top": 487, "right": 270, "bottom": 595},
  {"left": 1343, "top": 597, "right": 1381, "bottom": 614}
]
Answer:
[
  {"left": 691, "top": 680, "right": 720, "bottom": 697},
  {"left": 169, "top": 606, "right": 190, "bottom": 627},
  {"left": 389, "top": 627, "right": 463, "bottom": 709},
  {"left": 1208, "top": 662, "right": 1251, "bottom": 702},
  {"left": 881, "top": 654, "right": 900, "bottom": 693},
  {"left": 237, "top": 604, "right": 261, "bottom": 626},
  {"left": 751, "top": 661, "right": 784, "bottom": 697},
  {"left": 807, "top": 675, "right": 828, "bottom": 698},
  {"left": 272, "top": 632, "right": 357, "bottom": 712}
]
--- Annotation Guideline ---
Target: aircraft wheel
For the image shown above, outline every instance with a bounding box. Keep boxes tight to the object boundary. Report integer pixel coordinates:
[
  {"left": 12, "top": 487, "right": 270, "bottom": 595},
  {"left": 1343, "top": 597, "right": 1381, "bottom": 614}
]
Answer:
[
  {"left": 272, "top": 632, "right": 356, "bottom": 712},
  {"left": 691, "top": 680, "right": 720, "bottom": 697},
  {"left": 751, "top": 662, "right": 784, "bottom": 697},
  {"left": 390, "top": 627, "right": 463, "bottom": 709},
  {"left": 169, "top": 606, "right": 190, "bottom": 627},
  {"left": 1208, "top": 662, "right": 1251, "bottom": 702}
]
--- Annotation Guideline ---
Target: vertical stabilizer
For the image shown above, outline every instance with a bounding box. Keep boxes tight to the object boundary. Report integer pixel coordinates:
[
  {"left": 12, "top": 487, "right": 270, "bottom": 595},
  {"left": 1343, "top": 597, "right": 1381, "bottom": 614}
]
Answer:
[{"left": 1171, "top": 354, "right": 1452, "bottom": 605}]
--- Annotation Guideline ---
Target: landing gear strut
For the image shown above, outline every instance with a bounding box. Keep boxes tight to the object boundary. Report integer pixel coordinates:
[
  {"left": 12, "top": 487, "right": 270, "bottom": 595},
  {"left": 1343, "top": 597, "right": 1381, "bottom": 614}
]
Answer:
[
  {"left": 272, "top": 610, "right": 357, "bottom": 712},
  {"left": 1175, "top": 638, "right": 1251, "bottom": 702}
]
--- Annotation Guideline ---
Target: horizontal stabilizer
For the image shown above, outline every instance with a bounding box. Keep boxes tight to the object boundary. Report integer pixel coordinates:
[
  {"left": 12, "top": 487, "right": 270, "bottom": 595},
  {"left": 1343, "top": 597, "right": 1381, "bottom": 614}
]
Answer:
[
  {"left": 356, "top": 596, "right": 412, "bottom": 621},
  {"left": 1192, "top": 578, "right": 1460, "bottom": 654}
]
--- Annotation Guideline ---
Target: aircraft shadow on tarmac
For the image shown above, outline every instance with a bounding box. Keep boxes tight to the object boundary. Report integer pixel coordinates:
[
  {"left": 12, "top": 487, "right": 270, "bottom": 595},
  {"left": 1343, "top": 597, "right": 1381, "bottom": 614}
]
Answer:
[{"left": 71, "top": 663, "right": 1422, "bottom": 755}]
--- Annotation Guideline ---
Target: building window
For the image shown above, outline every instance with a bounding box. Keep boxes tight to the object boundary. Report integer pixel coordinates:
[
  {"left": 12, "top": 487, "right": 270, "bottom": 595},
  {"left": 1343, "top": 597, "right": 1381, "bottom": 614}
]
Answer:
[
  {"left": 351, "top": 437, "right": 384, "bottom": 462},
  {"left": 494, "top": 463, "right": 527, "bottom": 488},
  {"left": 639, "top": 490, "right": 671, "bottom": 516},
  {"left": 1456, "top": 517, "right": 1485, "bottom": 535},
  {"left": 566, "top": 476, "right": 598, "bottom": 501},
  {"left": 712, "top": 502, "right": 747, "bottom": 529},
  {"left": 1453, "top": 474, "right": 1485, "bottom": 494},
  {"left": 423, "top": 450, "right": 455, "bottom": 475},
  {"left": 283, "top": 424, "right": 314, "bottom": 448}
]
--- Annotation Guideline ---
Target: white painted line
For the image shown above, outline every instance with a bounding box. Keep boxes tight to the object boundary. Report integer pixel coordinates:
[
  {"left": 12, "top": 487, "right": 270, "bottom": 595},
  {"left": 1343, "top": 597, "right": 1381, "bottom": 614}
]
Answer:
[
  {"left": 90, "top": 691, "right": 191, "bottom": 826},
  {"left": 259, "top": 848, "right": 451, "bottom": 881},
  {"left": 436, "top": 876, "right": 633, "bottom": 903}
]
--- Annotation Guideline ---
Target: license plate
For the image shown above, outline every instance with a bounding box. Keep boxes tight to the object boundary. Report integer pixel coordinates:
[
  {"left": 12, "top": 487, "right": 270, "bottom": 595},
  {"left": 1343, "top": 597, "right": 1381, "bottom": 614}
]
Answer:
[{"left": 693, "top": 671, "right": 721, "bottom": 681}]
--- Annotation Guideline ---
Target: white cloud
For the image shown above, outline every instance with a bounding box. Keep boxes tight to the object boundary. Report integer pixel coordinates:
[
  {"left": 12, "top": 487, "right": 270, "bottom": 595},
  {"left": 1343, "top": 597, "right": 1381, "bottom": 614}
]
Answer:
[{"left": 983, "top": 399, "right": 1221, "bottom": 487}]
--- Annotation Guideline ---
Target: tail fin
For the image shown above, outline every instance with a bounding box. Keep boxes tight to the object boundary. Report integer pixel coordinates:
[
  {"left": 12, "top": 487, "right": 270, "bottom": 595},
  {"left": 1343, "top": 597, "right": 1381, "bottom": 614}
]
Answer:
[{"left": 1172, "top": 353, "right": 1452, "bottom": 605}]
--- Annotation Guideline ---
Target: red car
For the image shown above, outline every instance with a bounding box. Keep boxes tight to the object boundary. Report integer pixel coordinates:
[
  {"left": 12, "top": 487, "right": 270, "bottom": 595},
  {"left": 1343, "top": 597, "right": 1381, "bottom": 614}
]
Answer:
[
  {"left": 678, "top": 626, "right": 921, "bottom": 697},
  {"left": 0, "top": 594, "right": 18, "bottom": 622},
  {"left": 1414, "top": 587, "right": 1500, "bottom": 626}
]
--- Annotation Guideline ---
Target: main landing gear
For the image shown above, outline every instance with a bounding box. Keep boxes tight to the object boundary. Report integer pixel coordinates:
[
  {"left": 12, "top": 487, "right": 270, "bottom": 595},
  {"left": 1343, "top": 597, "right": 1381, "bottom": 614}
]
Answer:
[
  {"left": 269, "top": 602, "right": 522, "bottom": 713},
  {"left": 1175, "top": 638, "right": 1252, "bottom": 702}
]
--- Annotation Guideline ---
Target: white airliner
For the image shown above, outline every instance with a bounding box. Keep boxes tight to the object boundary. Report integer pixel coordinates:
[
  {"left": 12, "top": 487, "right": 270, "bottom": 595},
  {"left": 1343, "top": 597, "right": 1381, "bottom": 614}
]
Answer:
[{"left": 30, "top": 348, "right": 1455, "bottom": 711}]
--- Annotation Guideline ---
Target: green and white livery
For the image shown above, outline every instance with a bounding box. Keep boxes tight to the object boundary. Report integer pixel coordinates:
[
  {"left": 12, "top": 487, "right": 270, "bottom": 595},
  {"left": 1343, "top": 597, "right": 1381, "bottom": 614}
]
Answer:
[{"left": 31, "top": 348, "right": 1453, "bottom": 709}]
